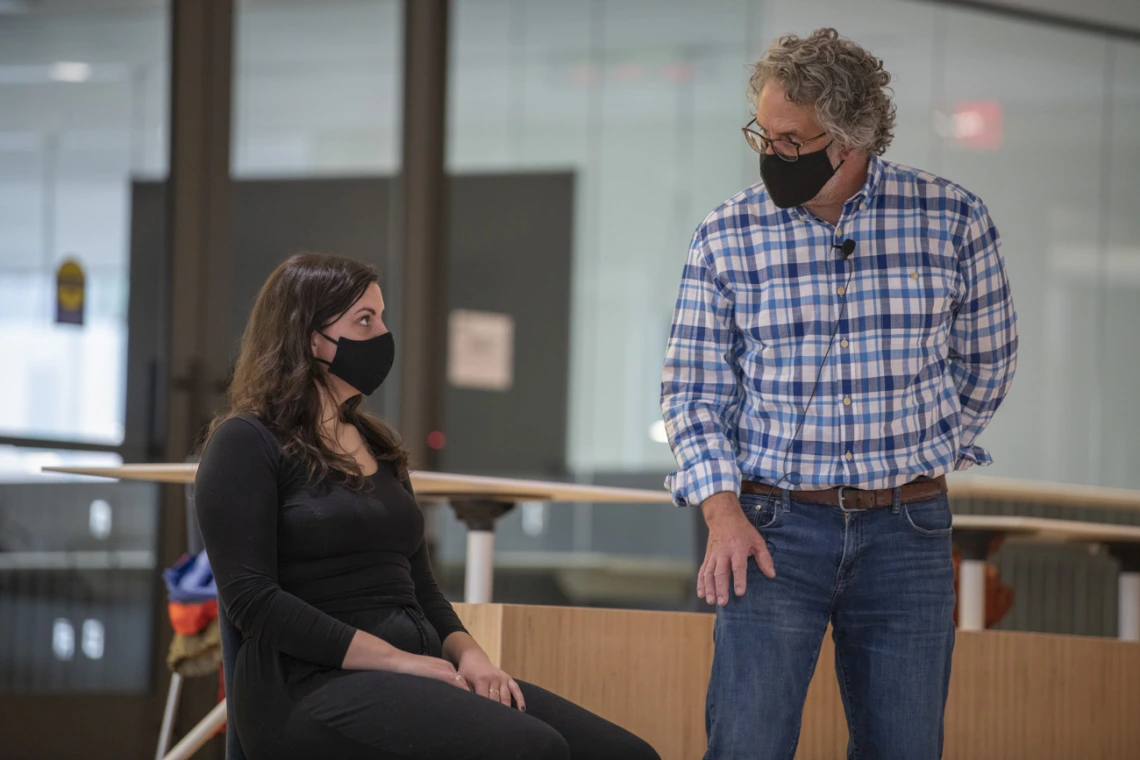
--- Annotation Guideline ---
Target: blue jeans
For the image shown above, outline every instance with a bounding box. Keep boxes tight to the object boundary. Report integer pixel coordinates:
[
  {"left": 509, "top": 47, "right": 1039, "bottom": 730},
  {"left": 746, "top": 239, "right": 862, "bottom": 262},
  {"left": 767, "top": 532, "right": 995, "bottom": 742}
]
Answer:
[{"left": 704, "top": 490, "right": 956, "bottom": 760}]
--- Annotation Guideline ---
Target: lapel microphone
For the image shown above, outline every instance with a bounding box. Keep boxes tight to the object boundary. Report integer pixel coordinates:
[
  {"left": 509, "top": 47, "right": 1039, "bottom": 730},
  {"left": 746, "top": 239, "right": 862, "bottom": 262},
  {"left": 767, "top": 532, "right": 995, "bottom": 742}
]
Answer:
[{"left": 833, "top": 239, "right": 856, "bottom": 260}]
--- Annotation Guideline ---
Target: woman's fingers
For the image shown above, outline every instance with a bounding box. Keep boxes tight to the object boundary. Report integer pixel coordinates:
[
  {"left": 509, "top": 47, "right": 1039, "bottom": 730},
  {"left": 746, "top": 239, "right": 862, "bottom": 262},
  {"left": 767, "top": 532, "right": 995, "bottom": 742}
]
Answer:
[
  {"left": 446, "top": 664, "right": 470, "bottom": 691},
  {"left": 495, "top": 679, "right": 512, "bottom": 707},
  {"left": 507, "top": 679, "right": 526, "bottom": 711}
]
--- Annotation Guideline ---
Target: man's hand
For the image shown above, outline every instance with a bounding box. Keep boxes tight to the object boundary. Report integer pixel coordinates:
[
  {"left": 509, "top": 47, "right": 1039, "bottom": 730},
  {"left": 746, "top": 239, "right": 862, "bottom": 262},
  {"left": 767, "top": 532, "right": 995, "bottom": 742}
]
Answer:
[{"left": 698, "top": 492, "right": 775, "bottom": 606}]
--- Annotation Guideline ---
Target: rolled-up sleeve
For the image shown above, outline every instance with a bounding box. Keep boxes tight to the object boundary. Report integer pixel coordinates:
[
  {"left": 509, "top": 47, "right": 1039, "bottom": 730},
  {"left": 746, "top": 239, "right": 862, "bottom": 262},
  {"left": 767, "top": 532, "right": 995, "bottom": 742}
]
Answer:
[
  {"left": 948, "top": 203, "right": 1018, "bottom": 469},
  {"left": 661, "top": 224, "right": 744, "bottom": 507}
]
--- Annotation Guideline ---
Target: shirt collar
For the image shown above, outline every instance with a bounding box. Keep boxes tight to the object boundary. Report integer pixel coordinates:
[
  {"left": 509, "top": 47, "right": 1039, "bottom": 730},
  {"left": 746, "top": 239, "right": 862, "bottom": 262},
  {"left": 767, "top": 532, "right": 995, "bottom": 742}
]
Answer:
[
  {"left": 784, "top": 153, "right": 884, "bottom": 221},
  {"left": 850, "top": 153, "right": 884, "bottom": 208}
]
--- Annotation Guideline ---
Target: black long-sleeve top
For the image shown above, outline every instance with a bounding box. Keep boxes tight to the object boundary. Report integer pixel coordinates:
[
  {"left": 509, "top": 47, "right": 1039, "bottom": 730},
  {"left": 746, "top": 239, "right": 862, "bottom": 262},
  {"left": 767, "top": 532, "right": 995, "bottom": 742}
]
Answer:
[{"left": 194, "top": 413, "right": 466, "bottom": 669}]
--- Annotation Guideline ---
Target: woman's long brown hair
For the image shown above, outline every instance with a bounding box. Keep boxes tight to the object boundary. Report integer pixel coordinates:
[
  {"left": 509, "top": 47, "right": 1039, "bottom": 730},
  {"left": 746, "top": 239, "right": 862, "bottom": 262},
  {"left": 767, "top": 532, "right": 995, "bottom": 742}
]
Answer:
[{"left": 204, "top": 252, "right": 408, "bottom": 488}]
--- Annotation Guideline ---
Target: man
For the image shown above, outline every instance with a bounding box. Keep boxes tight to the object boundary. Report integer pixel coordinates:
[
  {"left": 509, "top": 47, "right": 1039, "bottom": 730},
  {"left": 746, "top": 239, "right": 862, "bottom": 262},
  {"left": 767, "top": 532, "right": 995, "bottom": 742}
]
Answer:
[{"left": 661, "top": 28, "right": 1017, "bottom": 759}]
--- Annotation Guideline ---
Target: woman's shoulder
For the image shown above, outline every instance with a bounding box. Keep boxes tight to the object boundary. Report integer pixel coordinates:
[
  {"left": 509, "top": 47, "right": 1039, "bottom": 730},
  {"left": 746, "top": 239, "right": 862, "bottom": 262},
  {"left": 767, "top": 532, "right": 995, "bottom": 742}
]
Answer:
[
  {"left": 373, "top": 457, "right": 410, "bottom": 487},
  {"left": 205, "top": 413, "right": 284, "bottom": 459}
]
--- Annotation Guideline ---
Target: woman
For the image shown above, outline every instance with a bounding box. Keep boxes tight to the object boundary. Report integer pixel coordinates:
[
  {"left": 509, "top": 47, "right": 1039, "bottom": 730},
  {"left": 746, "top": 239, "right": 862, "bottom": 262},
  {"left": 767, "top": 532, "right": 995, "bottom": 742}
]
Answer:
[{"left": 194, "top": 253, "right": 659, "bottom": 760}]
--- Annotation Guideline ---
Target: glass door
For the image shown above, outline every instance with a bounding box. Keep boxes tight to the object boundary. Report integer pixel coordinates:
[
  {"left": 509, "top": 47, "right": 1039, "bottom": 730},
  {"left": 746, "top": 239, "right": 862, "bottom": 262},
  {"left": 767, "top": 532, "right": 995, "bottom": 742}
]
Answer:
[{"left": 0, "top": 3, "right": 170, "bottom": 757}]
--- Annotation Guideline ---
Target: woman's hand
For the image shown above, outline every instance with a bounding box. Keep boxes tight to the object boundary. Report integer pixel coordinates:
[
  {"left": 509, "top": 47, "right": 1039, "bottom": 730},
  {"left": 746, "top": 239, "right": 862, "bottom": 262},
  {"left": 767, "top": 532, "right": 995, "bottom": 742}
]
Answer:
[
  {"left": 343, "top": 630, "right": 468, "bottom": 691},
  {"left": 388, "top": 650, "right": 471, "bottom": 691},
  {"left": 457, "top": 650, "right": 526, "bottom": 710}
]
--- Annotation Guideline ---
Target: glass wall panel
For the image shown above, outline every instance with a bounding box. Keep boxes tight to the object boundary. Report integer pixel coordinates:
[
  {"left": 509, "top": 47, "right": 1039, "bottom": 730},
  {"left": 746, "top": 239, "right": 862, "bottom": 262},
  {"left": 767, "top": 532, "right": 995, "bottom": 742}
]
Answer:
[
  {"left": 232, "top": 0, "right": 403, "bottom": 177},
  {"left": 0, "top": 2, "right": 168, "bottom": 446},
  {"left": 1101, "top": 41, "right": 1140, "bottom": 489},
  {"left": 938, "top": 7, "right": 1111, "bottom": 485}
]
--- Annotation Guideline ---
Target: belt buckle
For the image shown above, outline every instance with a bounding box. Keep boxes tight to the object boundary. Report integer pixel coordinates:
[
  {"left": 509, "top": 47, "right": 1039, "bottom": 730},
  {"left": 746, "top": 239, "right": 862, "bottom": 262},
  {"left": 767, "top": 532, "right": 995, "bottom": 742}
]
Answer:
[{"left": 837, "top": 485, "right": 864, "bottom": 512}]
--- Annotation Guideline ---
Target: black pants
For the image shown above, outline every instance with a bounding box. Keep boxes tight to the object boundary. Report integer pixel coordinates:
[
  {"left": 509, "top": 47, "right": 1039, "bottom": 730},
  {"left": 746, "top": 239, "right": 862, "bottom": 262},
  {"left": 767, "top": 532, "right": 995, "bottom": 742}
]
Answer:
[{"left": 233, "top": 606, "right": 661, "bottom": 760}]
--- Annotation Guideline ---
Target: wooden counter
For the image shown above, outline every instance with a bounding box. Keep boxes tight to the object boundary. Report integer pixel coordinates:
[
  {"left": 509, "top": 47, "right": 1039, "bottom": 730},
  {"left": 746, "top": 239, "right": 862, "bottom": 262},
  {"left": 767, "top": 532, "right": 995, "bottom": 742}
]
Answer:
[
  {"left": 454, "top": 603, "right": 1140, "bottom": 760},
  {"left": 43, "top": 464, "right": 1140, "bottom": 514}
]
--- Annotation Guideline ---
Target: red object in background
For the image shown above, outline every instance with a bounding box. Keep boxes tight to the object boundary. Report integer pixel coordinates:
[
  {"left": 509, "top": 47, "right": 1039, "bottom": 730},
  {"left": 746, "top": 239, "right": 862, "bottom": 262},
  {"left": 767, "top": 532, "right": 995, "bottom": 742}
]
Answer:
[
  {"left": 168, "top": 599, "right": 218, "bottom": 635},
  {"left": 614, "top": 62, "right": 643, "bottom": 83},
  {"left": 426, "top": 431, "right": 447, "bottom": 450},
  {"left": 951, "top": 535, "right": 1015, "bottom": 628},
  {"left": 662, "top": 62, "right": 694, "bottom": 83},
  {"left": 953, "top": 100, "right": 1003, "bottom": 150},
  {"left": 568, "top": 63, "right": 598, "bottom": 87}
]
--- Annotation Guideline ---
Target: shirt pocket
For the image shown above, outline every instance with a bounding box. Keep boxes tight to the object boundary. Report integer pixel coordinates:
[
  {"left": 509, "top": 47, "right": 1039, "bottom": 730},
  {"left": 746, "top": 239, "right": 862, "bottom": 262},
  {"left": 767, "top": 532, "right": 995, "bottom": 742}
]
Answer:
[{"left": 870, "top": 255, "right": 956, "bottom": 353}]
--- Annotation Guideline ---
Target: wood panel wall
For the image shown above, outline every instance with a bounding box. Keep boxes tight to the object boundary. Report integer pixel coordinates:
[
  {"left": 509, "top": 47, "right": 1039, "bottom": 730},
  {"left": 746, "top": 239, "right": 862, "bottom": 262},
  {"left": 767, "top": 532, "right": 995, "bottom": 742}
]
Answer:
[{"left": 455, "top": 604, "right": 1140, "bottom": 760}]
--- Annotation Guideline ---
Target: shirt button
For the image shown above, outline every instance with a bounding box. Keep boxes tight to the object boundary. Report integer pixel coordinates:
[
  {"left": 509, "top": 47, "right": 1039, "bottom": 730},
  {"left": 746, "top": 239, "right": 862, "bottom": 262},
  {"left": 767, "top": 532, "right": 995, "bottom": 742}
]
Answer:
[
  {"left": 910, "top": 272, "right": 919, "bottom": 280},
  {"left": 837, "top": 286, "right": 846, "bottom": 296},
  {"left": 836, "top": 228, "right": 843, "bottom": 237},
  {"left": 841, "top": 339, "right": 849, "bottom": 348},
  {"left": 845, "top": 451, "right": 854, "bottom": 461},
  {"left": 843, "top": 397, "right": 851, "bottom": 406}
]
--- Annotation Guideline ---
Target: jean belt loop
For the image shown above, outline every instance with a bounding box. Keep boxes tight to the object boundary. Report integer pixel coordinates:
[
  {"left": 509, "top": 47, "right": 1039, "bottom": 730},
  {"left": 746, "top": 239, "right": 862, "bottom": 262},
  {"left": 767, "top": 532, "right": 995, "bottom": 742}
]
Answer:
[
  {"left": 892, "top": 486, "right": 902, "bottom": 514},
  {"left": 781, "top": 486, "right": 791, "bottom": 511}
]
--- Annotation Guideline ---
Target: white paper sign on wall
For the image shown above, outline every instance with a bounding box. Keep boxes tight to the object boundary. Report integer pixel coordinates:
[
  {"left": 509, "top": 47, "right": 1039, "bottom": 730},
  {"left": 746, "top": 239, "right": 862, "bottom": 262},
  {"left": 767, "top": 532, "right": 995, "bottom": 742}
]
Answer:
[{"left": 447, "top": 309, "right": 515, "bottom": 392}]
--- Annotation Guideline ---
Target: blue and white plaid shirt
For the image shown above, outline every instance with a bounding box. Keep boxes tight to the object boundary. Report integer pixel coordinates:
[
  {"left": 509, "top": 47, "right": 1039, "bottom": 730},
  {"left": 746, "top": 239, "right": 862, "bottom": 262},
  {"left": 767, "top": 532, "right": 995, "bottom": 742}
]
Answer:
[{"left": 662, "top": 156, "right": 1018, "bottom": 507}]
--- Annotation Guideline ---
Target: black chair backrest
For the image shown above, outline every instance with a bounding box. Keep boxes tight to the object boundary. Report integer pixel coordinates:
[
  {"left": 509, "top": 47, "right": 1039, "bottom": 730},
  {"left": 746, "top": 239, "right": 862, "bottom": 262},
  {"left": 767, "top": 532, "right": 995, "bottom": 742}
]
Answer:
[{"left": 217, "top": 601, "right": 247, "bottom": 760}]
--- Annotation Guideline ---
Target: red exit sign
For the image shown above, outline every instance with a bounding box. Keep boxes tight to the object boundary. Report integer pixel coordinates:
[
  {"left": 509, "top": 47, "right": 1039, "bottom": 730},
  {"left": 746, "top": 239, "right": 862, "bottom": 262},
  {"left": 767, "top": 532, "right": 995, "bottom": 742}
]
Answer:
[{"left": 953, "top": 100, "right": 1003, "bottom": 150}]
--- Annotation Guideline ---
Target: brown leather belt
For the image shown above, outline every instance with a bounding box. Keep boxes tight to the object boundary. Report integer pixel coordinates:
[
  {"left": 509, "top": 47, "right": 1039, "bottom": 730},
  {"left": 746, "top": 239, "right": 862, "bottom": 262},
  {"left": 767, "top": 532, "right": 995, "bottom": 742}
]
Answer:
[{"left": 741, "top": 475, "right": 947, "bottom": 510}]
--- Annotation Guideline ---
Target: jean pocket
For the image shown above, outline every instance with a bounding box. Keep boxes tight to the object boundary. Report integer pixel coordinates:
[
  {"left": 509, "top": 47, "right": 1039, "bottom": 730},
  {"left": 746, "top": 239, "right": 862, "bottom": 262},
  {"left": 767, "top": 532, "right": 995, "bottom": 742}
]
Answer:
[
  {"left": 740, "top": 494, "right": 782, "bottom": 531},
  {"left": 903, "top": 495, "right": 953, "bottom": 537}
]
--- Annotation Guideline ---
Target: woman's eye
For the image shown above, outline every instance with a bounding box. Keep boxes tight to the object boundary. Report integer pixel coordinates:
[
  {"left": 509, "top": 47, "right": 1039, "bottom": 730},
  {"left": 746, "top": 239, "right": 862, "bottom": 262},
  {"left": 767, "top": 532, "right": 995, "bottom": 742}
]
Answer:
[{"left": 359, "top": 316, "right": 370, "bottom": 326}]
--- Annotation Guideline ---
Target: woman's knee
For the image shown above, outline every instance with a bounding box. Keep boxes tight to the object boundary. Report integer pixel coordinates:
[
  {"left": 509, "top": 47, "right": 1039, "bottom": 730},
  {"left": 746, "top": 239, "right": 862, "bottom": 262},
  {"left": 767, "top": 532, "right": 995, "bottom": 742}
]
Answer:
[
  {"left": 514, "top": 723, "right": 570, "bottom": 760},
  {"left": 602, "top": 735, "right": 660, "bottom": 760},
  {"left": 629, "top": 737, "right": 662, "bottom": 760}
]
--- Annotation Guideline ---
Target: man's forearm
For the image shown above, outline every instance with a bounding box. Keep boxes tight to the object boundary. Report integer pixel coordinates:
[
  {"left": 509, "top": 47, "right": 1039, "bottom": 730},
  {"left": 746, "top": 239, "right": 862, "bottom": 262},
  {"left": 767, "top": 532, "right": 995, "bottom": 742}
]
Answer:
[
  {"left": 702, "top": 491, "right": 742, "bottom": 526},
  {"left": 949, "top": 352, "right": 1016, "bottom": 447}
]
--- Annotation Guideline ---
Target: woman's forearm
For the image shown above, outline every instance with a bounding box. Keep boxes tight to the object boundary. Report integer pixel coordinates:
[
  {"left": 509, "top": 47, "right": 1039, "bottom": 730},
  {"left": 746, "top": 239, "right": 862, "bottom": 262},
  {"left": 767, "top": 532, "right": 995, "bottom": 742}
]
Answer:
[
  {"left": 441, "top": 631, "right": 486, "bottom": 666},
  {"left": 344, "top": 629, "right": 487, "bottom": 671},
  {"left": 341, "top": 629, "right": 407, "bottom": 671}
]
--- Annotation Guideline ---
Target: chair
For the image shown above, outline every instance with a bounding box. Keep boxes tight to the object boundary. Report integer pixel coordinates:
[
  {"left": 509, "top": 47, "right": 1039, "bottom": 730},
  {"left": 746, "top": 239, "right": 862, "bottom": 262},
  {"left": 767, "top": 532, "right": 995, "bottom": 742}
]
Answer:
[
  {"left": 218, "top": 601, "right": 247, "bottom": 760},
  {"left": 190, "top": 462, "right": 246, "bottom": 759},
  {"left": 156, "top": 462, "right": 246, "bottom": 760}
]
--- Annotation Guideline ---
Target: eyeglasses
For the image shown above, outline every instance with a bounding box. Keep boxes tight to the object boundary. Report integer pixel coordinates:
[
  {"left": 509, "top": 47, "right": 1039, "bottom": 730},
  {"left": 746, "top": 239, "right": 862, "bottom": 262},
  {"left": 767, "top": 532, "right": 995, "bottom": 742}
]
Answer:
[{"left": 742, "top": 118, "right": 828, "bottom": 162}]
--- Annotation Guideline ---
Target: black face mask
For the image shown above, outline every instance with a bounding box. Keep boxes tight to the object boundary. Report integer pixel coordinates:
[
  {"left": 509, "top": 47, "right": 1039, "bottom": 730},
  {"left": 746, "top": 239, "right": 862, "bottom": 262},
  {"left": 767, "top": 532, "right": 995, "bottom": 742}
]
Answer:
[
  {"left": 759, "top": 142, "right": 843, "bottom": 209},
  {"left": 316, "top": 331, "right": 395, "bottom": 397}
]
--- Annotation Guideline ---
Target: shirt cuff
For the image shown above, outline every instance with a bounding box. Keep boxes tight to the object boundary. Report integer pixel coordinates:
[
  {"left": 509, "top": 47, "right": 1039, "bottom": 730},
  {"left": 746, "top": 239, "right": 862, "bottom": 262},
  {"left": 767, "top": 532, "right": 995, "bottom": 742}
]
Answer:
[
  {"left": 956, "top": 444, "right": 993, "bottom": 471},
  {"left": 434, "top": 619, "right": 469, "bottom": 643},
  {"left": 666, "top": 459, "right": 741, "bottom": 507}
]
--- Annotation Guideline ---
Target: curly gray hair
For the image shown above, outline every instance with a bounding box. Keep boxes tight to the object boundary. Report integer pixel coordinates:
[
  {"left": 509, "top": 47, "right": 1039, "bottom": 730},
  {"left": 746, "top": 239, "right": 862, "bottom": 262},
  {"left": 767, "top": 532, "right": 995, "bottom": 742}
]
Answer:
[{"left": 749, "top": 28, "right": 896, "bottom": 156}]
